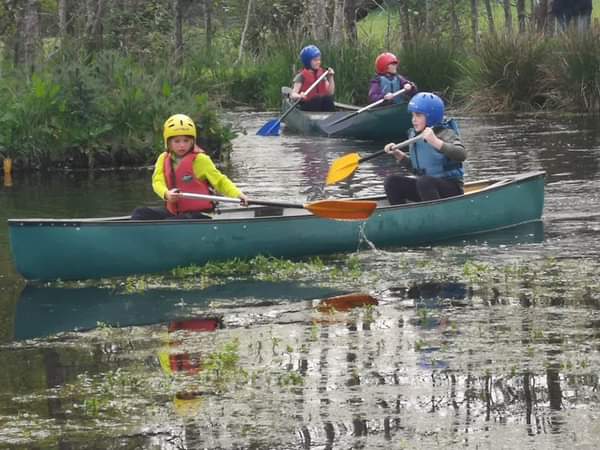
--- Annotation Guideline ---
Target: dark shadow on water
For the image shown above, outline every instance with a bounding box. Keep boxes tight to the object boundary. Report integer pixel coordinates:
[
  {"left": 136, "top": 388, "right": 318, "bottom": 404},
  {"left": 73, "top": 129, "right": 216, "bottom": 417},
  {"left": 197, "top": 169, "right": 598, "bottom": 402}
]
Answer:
[{"left": 12, "top": 281, "right": 343, "bottom": 341}]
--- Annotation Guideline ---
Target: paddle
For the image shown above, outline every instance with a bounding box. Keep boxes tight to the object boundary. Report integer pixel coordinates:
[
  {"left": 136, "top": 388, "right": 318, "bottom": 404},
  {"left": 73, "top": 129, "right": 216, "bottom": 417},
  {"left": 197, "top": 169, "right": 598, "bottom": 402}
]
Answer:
[
  {"left": 256, "top": 70, "right": 330, "bottom": 137},
  {"left": 178, "top": 192, "right": 377, "bottom": 221},
  {"left": 322, "top": 88, "right": 407, "bottom": 136},
  {"left": 325, "top": 133, "right": 424, "bottom": 185},
  {"left": 316, "top": 293, "right": 378, "bottom": 312}
]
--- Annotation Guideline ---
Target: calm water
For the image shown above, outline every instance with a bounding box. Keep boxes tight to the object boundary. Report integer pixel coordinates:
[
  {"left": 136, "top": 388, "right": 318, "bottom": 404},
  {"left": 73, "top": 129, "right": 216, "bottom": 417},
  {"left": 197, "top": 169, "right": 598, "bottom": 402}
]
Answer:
[{"left": 0, "top": 112, "right": 599, "bottom": 449}]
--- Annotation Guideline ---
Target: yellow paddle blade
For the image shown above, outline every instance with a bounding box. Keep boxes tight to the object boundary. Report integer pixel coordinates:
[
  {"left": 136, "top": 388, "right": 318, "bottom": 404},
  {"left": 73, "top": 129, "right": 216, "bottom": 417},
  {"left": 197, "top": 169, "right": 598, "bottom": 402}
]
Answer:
[
  {"left": 304, "top": 199, "right": 377, "bottom": 221},
  {"left": 326, "top": 153, "right": 361, "bottom": 185},
  {"left": 317, "top": 293, "right": 378, "bottom": 312}
]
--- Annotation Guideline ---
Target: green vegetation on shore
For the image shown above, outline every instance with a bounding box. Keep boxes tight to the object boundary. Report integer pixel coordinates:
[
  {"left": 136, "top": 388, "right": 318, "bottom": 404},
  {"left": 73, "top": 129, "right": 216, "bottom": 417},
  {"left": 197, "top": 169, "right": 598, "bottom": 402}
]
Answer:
[{"left": 1, "top": 2, "right": 599, "bottom": 170}]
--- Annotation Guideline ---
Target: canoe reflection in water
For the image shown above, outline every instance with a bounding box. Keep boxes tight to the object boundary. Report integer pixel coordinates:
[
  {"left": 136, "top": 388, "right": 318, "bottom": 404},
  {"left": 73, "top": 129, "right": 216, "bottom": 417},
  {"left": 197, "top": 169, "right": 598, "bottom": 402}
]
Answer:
[{"left": 13, "top": 280, "right": 344, "bottom": 341}]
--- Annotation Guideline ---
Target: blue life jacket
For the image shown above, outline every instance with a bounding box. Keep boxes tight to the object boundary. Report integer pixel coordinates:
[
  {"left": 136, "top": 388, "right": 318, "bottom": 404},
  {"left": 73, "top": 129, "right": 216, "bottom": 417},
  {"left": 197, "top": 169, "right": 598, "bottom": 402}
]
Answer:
[
  {"left": 378, "top": 75, "right": 403, "bottom": 104},
  {"left": 408, "top": 119, "right": 464, "bottom": 179}
]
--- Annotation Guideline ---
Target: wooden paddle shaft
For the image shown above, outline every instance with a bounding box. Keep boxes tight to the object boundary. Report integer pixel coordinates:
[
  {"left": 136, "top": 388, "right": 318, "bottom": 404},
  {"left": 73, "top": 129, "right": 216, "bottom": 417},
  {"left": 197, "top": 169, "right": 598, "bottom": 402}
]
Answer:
[
  {"left": 179, "top": 192, "right": 305, "bottom": 209},
  {"left": 355, "top": 88, "right": 406, "bottom": 114},
  {"left": 359, "top": 133, "right": 424, "bottom": 164}
]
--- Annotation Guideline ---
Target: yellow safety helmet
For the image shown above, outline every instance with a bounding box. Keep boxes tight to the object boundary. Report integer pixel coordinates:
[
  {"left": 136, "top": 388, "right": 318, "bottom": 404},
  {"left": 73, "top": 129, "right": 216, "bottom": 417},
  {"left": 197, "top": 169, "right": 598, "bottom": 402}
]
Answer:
[{"left": 163, "top": 114, "right": 197, "bottom": 148}]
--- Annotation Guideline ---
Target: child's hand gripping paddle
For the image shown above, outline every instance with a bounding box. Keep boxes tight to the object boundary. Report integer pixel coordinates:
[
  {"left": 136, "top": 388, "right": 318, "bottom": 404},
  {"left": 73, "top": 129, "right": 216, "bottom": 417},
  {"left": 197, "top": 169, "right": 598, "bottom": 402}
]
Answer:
[{"left": 325, "top": 134, "right": 424, "bottom": 185}]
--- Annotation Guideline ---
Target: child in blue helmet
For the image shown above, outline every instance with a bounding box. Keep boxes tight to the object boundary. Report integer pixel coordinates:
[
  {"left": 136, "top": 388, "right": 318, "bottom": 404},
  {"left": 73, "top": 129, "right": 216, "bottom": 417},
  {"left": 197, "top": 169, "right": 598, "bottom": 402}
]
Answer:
[
  {"left": 290, "top": 45, "right": 335, "bottom": 112},
  {"left": 383, "top": 92, "right": 466, "bottom": 205}
]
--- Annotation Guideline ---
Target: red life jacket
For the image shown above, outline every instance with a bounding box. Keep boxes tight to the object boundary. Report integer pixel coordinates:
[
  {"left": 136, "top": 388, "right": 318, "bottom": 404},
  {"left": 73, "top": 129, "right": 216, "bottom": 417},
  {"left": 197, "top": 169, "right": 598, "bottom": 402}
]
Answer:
[
  {"left": 164, "top": 148, "right": 213, "bottom": 214},
  {"left": 300, "top": 68, "right": 329, "bottom": 102}
]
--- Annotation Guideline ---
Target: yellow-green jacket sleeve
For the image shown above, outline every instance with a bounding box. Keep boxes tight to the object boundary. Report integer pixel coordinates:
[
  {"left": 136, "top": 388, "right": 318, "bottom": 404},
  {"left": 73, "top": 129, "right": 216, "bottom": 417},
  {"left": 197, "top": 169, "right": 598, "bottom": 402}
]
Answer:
[
  {"left": 193, "top": 154, "right": 242, "bottom": 198},
  {"left": 152, "top": 152, "right": 169, "bottom": 200}
]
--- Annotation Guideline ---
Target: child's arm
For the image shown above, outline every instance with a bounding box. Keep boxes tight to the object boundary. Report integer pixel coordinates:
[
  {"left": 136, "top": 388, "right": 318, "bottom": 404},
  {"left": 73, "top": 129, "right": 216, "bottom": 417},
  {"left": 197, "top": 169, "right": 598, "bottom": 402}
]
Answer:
[
  {"left": 151, "top": 153, "right": 169, "bottom": 200},
  {"left": 425, "top": 128, "right": 466, "bottom": 161},
  {"left": 368, "top": 78, "right": 384, "bottom": 103},
  {"left": 326, "top": 68, "right": 335, "bottom": 95},
  {"left": 194, "top": 154, "right": 243, "bottom": 198},
  {"left": 398, "top": 75, "right": 417, "bottom": 96},
  {"left": 290, "top": 73, "right": 304, "bottom": 100}
]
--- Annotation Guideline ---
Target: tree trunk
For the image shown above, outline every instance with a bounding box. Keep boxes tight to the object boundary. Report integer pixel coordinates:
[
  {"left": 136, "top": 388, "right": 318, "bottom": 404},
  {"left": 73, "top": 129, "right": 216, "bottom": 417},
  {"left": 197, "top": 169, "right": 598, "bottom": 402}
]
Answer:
[
  {"left": 483, "top": 0, "right": 496, "bottom": 34},
  {"left": 344, "top": 0, "right": 357, "bottom": 42},
  {"left": 399, "top": 0, "right": 411, "bottom": 45},
  {"left": 308, "top": 0, "right": 328, "bottom": 41},
  {"left": 203, "top": 0, "right": 213, "bottom": 53},
  {"left": 471, "top": 0, "right": 480, "bottom": 49},
  {"left": 517, "top": 0, "right": 527, "bottom": 33},
  {"left": 332, "top": 0, "right": 345, "bottom": 46},
  {"left": 17, "top": 0, "right": 41, "bottom": 71},
  {"left": 425, "top": 0, "right": 432, "bottom": 34},
  {"left": 173, "top": 0, "right": 183, "bottom": 64},
  {"left": 450, "top": 0, "right": 462, "bottom": 45},
  {"left": 534, "top": 0, "right": 550, "bottom": 33},
  {"left": 503, "top": 0, "right": 513, "bottom": 34},
  {"left": 237, "top": 0, "right": 253, "bottom": 64},
  {"left": 58, "top": 0, "right": 68, "bottom": 38},
  {"left": 85, "top": 0, "right": 105, "bottom": 51}
]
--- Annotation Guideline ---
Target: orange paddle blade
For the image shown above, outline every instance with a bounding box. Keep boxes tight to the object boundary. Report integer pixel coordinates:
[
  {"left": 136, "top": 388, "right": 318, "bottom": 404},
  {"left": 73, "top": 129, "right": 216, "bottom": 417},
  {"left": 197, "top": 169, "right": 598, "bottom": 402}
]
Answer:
[
  {"left": 317, "top": 293, "right": 378, "bottom": 312},
  {"left": 326, "top": 153, "right": 360, "bottom": 185},
  {"left": 304, "top": 199, "right": 377, "bottom": 221}
]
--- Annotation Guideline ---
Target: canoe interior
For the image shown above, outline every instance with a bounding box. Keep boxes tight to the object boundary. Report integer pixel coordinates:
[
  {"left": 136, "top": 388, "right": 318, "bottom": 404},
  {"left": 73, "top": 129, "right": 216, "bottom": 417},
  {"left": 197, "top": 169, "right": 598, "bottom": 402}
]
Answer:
[{"left": 8, "top": 176, "right": 520, "bottom": 224}]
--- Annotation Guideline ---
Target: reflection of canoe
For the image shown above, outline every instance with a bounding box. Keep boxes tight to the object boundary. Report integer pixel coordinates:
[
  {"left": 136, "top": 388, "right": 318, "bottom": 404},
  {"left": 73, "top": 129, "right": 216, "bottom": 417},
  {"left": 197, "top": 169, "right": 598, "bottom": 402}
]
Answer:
[
  {"left": 14, "top": 281, "right": 342, "bottom": 340},
  {"left": 281, "top": 96, "right": 412, "bottom": 141},
  {"left": 8, "top": 172, "right": 545, "bottom": 281}
]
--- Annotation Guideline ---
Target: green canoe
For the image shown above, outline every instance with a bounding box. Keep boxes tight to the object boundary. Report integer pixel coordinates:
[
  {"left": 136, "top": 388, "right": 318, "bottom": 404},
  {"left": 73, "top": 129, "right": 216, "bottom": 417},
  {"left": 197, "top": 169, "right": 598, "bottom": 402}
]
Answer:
[
  {"left": 8, "top": 172, "right": 545, "bottom": 281},
  {"left": 280, "top": 89, "right": 413, "bottom": 141}
]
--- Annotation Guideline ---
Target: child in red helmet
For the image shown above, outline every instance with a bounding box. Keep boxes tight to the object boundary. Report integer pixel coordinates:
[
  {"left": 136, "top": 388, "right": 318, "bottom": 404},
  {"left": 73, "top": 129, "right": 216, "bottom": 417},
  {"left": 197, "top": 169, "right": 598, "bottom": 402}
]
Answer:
[{"left": 368, "top": 52, "right": 416, "bottom": 104}]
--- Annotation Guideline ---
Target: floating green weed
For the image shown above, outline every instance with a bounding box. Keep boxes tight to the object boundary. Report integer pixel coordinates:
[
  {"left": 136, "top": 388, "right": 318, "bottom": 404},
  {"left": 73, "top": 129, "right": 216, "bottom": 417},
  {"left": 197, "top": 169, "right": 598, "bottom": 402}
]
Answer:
[{"left": 200, "top": 338, "right": 248, "bottom": 392}]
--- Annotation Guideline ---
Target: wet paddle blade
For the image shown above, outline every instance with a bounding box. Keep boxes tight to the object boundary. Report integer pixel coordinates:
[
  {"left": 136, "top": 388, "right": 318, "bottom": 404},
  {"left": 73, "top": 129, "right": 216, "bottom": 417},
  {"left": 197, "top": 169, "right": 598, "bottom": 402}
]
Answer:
[
  {"left": 317, "top": 293, "right": 378, "bottom": 312},
  {"left": 256, "top": 119, "right": 280, "bottom": 136},
  {"left": 325, "top": 153, "right": 360, "bottom": 185},
  {"left": 305, "top": 199, "right": 377, "bottom": 221}
]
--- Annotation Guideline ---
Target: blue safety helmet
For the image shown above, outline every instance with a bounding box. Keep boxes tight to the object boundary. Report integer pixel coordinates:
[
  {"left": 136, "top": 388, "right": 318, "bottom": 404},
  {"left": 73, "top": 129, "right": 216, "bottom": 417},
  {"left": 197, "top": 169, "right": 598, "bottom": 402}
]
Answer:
[
  {"left": 408, "top": 92, "right": 445, "bottom": 127},
  {"left": 300, "top": 45, "right": 321, "bottom": 69}
]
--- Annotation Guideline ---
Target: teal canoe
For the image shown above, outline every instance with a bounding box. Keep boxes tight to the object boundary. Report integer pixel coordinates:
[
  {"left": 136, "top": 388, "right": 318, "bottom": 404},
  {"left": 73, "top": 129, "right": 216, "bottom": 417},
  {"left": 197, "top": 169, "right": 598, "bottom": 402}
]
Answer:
[
  {"left": 8, "top": 172, "right": 545, "bottom": 281},
  {"left": 280, "top": 89, "right": 412, "bottom": 141}
]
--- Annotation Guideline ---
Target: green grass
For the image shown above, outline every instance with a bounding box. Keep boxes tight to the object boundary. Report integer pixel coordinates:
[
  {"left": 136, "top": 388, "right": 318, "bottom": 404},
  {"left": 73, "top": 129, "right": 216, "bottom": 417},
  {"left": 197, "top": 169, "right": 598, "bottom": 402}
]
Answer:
[{"left": 359, "top": 2, "right": 600, "bottom": 43}]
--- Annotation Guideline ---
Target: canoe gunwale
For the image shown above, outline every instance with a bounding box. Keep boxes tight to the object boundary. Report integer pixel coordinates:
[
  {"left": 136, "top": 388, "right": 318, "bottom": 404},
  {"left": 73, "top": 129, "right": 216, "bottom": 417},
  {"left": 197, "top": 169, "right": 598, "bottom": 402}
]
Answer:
[{"left": 7, "top": 171, "right": 545, "bottom": 227}]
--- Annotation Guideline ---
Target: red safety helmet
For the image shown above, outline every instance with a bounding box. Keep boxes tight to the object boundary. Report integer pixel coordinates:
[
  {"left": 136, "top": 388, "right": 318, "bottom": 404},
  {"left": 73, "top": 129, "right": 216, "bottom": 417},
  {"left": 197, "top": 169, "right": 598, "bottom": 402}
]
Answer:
[{"left": 375, "top": 52, "right": 399, "bottom": 74}]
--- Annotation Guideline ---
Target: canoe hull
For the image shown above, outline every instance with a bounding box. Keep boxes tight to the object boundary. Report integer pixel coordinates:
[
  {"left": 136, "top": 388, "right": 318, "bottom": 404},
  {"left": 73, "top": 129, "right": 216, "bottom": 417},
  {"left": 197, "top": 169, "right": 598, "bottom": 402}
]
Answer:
[
  {"left": 8, "top": 172, "right": 545, "bottom": 281},
  {"left": 282, "top": 99, "right": 413, "bottom": 141}
]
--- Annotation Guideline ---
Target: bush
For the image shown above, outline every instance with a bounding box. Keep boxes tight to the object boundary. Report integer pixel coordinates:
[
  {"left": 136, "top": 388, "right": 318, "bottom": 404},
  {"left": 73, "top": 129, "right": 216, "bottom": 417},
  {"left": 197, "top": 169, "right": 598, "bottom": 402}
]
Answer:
[
  {"left": 544, "top": 29, "right": 600, "bottom": 113},
  {"left": 0, "top": 49, "right": 235, "bottom": 169},
  {"left": 457, "top": 33, "right": 551, "bottom": 112},
  {"left": 398, "top": 39, "right": 464, "bottom": 99}
]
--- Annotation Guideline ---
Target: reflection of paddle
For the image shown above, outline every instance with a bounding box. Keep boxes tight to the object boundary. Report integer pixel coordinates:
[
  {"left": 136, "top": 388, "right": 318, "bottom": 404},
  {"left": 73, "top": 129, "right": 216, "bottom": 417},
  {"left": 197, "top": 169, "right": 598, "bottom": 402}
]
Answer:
[
  {"left": 325, "top": 133, "right": 424, "bottom": 185},
  {"left": 256, "top": 70, "right": 330, "bottom": 136},
  {"left": 322, "top": 88, "right": 406, "bottom": 135},
  {"left": 317, "top": 293, "right": 378, "bottom": 312},
  {"left": 179, "top": 192, "right": 377, "bottom": 221}
]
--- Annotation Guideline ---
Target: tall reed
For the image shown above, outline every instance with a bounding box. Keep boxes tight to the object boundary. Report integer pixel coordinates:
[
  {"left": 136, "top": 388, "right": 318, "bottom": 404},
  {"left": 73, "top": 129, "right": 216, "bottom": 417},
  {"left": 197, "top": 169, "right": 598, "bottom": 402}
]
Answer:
[{"left": 457, "top": 33, "right": 551, "bottom": 111}]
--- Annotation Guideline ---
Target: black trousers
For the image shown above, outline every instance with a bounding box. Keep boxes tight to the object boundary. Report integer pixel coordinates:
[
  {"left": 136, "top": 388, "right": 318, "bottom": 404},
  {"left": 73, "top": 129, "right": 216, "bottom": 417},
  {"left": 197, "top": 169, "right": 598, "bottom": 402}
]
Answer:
[
  {"left": 131, "top": 206, "right": 211, "bottom": 220},
  {"left": 384, "top": 175, "right": 463, "bottom": 205},
  {"left": 299, "top": 96, "right": 335, "bottom": 112}
]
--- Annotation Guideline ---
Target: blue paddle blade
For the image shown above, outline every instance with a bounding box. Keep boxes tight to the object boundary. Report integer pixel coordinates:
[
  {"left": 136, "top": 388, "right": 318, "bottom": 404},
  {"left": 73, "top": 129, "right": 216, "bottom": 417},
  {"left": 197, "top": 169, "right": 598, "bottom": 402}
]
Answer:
[{"left": 256, "top": 119, "right": 281, "bottom": 136}]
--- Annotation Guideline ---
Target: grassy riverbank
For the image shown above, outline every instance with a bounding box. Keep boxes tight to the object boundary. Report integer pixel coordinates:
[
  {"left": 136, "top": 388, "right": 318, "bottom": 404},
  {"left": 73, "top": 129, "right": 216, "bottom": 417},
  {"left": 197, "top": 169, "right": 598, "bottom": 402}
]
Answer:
[{"left": 1, "top": 16, "right": 599, "bottom": 169}]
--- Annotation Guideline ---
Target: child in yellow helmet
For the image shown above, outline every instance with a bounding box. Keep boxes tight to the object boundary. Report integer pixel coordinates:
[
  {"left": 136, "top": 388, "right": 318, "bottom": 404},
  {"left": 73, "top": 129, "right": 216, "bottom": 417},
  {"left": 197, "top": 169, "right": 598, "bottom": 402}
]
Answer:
[{"left": 131, "top": 114, "right": 247, "bottom": 220}]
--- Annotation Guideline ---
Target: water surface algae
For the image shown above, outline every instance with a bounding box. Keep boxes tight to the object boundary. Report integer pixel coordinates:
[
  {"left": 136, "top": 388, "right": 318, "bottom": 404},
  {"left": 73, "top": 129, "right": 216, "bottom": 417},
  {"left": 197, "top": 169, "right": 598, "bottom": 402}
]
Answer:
[{"left": 1, "top": 250, "right": 599, "bottom": 449}]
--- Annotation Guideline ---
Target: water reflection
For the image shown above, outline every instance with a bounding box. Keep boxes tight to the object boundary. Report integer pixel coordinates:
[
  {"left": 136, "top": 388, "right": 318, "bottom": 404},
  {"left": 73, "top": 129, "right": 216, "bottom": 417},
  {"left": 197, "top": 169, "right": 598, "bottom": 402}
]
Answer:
[
  {"left": 1, "top": 112, "right": 600, "bottom": 448},
  {"left": 11, "top": 281, "right": 343, "bottom": 342}
]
